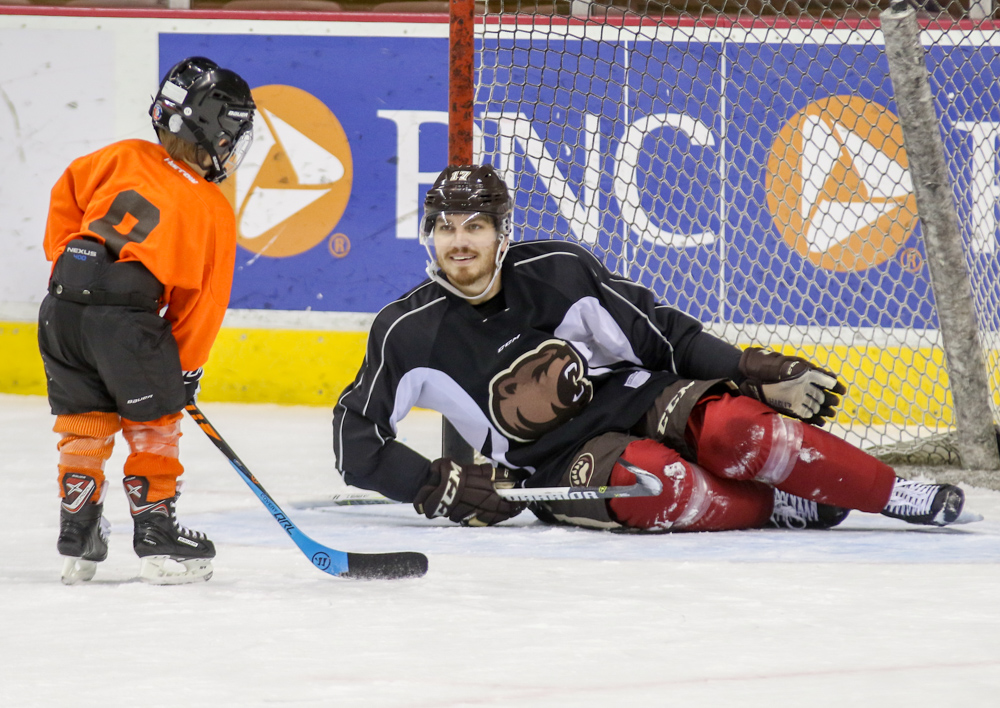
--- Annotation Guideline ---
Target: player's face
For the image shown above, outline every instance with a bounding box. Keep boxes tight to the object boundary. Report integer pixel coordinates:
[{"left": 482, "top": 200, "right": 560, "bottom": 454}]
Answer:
[{"left": 432, "top": 213, "right": 502, "bottom": 296}]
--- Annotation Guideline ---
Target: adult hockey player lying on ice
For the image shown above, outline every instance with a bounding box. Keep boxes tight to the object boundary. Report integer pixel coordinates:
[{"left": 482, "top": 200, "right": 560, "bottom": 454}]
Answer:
[
  {"left": 40, "top": 57, "right": 256, "bottom": 584},
  {"left": 334, "top": 164, "right": 969, "bottom": 532}
]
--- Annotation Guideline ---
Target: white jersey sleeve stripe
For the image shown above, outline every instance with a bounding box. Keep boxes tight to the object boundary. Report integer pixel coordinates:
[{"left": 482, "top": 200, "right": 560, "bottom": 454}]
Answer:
[
  {"left": 511, "top": 249, "right": 580, "bottom": 268},
  {"left": 599, "top": 282, "right": 677, "bottom": 373},
  {"left": 359, "top": 296, "right": 447, "bottom": 417}
]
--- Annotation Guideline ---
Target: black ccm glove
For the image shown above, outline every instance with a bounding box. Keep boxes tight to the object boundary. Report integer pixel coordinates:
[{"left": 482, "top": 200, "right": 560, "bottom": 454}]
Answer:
[
  {"left": 737, "top": 347, "right": 847, "bottom": 426},
  {"left": 414, "top": 458, "right": 525, "bottom": 527}
]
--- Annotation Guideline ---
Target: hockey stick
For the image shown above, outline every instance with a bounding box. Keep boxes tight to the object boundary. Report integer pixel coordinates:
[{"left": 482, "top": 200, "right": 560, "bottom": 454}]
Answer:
[
  {"left": 185, "top": 403, "right": 428, "bottom": 580},
  {"left": 294, "top": 459, "right": 664, "bottom": 509}
]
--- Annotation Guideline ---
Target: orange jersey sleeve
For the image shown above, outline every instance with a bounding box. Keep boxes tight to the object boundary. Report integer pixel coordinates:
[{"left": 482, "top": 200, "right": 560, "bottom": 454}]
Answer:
[{"left": 44, "top": 139, "right": 238, "bottom": 370}]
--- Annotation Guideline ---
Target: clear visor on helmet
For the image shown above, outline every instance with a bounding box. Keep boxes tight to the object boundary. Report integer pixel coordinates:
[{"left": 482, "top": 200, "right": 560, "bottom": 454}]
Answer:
[
  {"left": 419, "top": 211, "right": 500, "bottom": 248},
  {"left": 421, "top": 210, "right": 511, "bottom": 301},
  {"left": 219, "top": 124, "right": 254, "bottom": 178}
]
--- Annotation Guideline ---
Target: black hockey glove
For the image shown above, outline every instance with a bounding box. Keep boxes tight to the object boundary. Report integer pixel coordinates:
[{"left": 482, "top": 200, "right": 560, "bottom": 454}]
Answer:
[
  {"left": 182, "top": 368, "right": 203, "bottom": 404},
  {"left": 737, "top": 347, "right": 847, "bottom": 426},
  {"left": 413, "top": 458, "right": 525, "bottom": 527}
]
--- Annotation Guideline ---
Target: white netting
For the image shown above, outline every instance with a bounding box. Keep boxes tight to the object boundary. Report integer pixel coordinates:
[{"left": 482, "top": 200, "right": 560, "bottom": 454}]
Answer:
[{"left": 474, "top": 0, "right": 1000, "bottom": 464}]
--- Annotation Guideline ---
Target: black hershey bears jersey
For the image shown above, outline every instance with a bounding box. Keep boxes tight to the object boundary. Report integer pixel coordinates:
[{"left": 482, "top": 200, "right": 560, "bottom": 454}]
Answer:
[{"left": 334, "top": 240, "right": 742, "bottom": 502}]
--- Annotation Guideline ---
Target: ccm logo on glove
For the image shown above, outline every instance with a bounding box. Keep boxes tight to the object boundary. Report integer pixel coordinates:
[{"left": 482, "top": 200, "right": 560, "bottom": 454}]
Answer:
[{"left": 434, "top": 462, "right": 463, "bottom": 518}]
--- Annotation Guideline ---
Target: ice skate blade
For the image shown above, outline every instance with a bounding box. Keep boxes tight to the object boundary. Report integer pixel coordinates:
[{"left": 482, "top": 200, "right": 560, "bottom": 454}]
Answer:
[
  {"left": 61, "top": 557, "right": 98, "bottom": 585},
  {"left": 139, "top": 556, "right": 213, "bottom": 585},
  {"left": 951, "top": 509, "right": 984, "bottom": 525}
]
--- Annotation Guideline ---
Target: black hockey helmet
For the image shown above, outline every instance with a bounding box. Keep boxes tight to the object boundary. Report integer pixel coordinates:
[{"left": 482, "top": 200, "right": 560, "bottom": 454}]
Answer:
[
  {"left": 149, "top": 56, "right": 256, "bottom": 183},
  {"left": 420, "top": 164, "right": 512, "bottom": 241}
]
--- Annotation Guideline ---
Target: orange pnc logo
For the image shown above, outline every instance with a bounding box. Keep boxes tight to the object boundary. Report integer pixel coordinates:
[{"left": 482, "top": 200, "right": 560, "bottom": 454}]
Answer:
[
  {"left": 766, "top": 96, "right": 918, "bottom": 272},
  {"left": 222, "top": 85, "right": 353, "bottom": 258}
]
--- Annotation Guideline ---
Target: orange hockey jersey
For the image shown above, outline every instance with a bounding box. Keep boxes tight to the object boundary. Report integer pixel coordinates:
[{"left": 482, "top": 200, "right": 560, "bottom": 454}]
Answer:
[{"left": 44, "top": 139, "right": 238, "bottom": 371}]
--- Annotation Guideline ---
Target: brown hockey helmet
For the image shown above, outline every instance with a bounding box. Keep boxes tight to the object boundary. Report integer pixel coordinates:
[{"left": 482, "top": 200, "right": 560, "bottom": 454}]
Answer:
[{"left": 420, "top": 164, "right": 512, "bottom": 241}]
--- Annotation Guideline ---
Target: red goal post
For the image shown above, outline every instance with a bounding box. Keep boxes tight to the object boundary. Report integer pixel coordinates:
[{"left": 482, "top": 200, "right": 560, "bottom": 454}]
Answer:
[
  {"left": 442, "top": 0, "right": 477, "bottom": 461},
  {"left": 450, "top": 0, "right": 477, "bottom": 166}
]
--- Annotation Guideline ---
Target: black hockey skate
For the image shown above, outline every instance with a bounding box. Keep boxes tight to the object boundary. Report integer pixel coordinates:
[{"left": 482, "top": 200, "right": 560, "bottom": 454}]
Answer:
[
  {"left": 124, "top": 476, "right": 215, "bottom": 585},
  {"left": 881, "top": 478, "right": 966, "bottom": 526},
  {"left": 768, "top": 489, "right": 850, "bottom": 530},
  {"left": 58, "top": 473, "right": 110, "bottom": 584}
]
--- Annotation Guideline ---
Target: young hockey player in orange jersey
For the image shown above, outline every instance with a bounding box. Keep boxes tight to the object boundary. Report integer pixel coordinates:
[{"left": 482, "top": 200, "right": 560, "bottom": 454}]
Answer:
[{"left": 39, "top": 57, "right": 255, "bottom": 585}]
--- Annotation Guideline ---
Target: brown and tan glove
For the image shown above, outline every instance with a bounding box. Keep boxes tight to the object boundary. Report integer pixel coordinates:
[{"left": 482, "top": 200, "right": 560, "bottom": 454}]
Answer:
[
  {"left": 738, "top": 347, "right": 847, "bottom": 426},
  {"left": 414, "top": 458, "right": 525, "bottom": 527}
]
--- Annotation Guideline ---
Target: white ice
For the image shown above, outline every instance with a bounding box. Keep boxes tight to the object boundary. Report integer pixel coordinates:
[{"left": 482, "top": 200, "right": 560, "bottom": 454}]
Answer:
[{"left": 2, "top": 393, "right": 999, "bottom": 707}]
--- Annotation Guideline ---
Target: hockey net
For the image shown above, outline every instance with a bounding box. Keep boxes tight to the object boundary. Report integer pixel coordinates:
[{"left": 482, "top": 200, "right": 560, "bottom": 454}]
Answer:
[{"left": 470, "top": 0, "right": 1000, "bottom": 467}]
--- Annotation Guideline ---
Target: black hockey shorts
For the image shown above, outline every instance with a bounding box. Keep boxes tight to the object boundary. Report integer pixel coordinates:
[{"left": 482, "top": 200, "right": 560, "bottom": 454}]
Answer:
[{"left": 38, "top": 294, "right": 186, "bottom": 422}]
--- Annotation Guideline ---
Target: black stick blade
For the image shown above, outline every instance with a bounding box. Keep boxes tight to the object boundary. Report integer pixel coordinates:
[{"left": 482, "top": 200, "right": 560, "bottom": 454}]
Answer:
[{"left": 344, "top": 552, "right": 429, "bottom": 579}]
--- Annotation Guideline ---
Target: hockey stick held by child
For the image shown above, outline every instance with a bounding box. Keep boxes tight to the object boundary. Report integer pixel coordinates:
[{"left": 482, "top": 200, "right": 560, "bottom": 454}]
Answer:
[{"left": 186, "top": 403, "right": 429, "bottom": 580}]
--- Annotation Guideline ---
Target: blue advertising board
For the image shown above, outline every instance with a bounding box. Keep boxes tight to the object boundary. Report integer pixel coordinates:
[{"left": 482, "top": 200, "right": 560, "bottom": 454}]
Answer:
[
  {"left": 160, "top": 32, "right": 449, "bottom": 313},
  {"left": 161, "top": 30, "right": 999, "bottom": 330}
]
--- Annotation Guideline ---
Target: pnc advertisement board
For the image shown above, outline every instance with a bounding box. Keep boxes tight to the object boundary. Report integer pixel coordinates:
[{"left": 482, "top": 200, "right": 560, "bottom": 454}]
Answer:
[{"left": 161, "top": 31, "right": 1000, "bottom": 329}]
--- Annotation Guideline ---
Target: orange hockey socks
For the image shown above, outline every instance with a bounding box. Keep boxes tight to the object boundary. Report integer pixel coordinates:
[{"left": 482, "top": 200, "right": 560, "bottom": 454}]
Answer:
[
  {"left": 121, "top": 412, "right": 184, "bottom": 502},
  {"left": 54, "top": 412, "right": 121, "bottom": 495}
]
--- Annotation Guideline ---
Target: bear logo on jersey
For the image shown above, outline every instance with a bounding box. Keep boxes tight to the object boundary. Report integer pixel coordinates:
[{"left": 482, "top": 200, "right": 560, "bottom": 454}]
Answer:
[{"left": 488, "top": 340, "right": 593, "bottom": 443}]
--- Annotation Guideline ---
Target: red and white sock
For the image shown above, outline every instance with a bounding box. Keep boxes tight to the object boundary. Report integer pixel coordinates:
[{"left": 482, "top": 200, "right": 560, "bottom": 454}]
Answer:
[{"left": 689, "top": 394, "right": 895, "bottom": 512}]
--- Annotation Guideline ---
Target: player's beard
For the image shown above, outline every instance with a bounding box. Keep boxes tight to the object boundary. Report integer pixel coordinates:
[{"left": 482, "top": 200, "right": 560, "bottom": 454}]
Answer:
[{"left": 437, "top": 242, "right": 499, "bottom": 292}]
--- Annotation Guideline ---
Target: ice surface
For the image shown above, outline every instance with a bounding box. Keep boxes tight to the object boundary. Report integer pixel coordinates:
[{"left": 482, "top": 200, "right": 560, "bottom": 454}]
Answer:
[{"left": 2, "top": 393, "right": 999, "bottom": 707}]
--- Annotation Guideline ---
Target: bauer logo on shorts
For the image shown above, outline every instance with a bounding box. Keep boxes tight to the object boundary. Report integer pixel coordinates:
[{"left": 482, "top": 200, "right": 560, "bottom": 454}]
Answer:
[
  {"left": 221, "top": 85, "right": 353, "bottom": 258},
  {"left": 765, "top": 96, "right": 917, "bottom": 272},
  {"left": 488, "top": 340, "right": 593, "bottom": 443}
]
